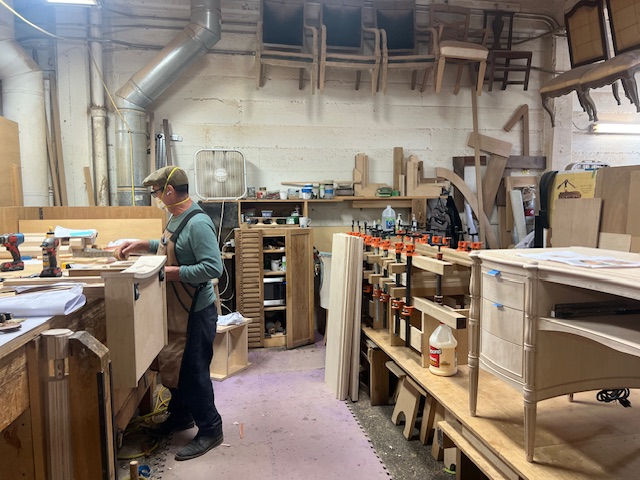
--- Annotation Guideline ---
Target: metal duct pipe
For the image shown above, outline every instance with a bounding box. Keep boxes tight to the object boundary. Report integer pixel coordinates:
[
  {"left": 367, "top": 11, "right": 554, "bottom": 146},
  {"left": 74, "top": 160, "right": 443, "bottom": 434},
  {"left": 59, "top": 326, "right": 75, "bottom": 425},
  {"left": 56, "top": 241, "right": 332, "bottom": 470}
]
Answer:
[
  {"left": 114, "top": 0, "right": 221, "bottom": 206},
  {"left": 89, "top": 7, "right": 109, "bottom": 206},
  {"left": 0, "top": 0, "right": 48, "bottom": 206}
]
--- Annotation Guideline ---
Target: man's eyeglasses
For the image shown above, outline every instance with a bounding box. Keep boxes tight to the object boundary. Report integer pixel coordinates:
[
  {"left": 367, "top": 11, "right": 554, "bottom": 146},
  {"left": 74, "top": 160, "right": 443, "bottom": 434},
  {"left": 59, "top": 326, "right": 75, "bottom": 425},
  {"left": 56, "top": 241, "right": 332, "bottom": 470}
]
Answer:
[{"left": 150, "top": 188, "right": 164, "bottom": 198}]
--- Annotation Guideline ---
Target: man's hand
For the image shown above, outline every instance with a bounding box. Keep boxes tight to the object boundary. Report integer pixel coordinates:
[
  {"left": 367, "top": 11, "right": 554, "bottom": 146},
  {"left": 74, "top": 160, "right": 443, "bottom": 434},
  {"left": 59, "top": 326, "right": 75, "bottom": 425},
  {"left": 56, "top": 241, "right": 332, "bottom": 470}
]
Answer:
[
  {"left": 114, "top": 240, "right": 150, "bottom": 261},
  {"left": 165, "top": 266, "right": 181, "bottom": 281}
]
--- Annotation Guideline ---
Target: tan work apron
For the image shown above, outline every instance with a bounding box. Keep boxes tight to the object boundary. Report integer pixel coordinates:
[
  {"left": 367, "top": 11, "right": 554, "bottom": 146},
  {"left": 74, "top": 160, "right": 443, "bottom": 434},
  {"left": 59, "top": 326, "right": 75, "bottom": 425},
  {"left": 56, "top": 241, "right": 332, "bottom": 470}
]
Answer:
[{"left": 156, "top": 229, "right": 197, "bottom": 388}]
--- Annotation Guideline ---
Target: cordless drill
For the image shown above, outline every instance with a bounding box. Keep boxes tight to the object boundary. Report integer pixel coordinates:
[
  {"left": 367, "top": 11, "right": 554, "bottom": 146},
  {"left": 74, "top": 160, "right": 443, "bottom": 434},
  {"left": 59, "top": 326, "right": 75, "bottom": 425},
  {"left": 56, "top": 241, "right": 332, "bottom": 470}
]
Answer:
[
  {"left": 0, "top": 233, "right": 25, "bottom": 272},
  {"left": 40, "top": 231, "right": 62, "bottom": 277}
]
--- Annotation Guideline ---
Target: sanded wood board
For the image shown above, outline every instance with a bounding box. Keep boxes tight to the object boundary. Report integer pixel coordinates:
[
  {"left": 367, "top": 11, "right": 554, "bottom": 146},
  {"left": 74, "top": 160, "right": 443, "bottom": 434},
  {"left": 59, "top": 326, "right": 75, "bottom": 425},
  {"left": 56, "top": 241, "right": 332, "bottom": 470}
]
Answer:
[
  {"left": 625, "top": 170, "right": 640, "bottom": 237},
  {"left": 595, "top": 165, "right": 640, "bottom": 234},
  {"left": 19, "top": 218, "right": 163, "bottom": 245},
  {"left": 598, "top": 232, "right": 631, "bottom": 252},
  {"left": 551, "top": 198, "right": 602, "bottom": 248}
]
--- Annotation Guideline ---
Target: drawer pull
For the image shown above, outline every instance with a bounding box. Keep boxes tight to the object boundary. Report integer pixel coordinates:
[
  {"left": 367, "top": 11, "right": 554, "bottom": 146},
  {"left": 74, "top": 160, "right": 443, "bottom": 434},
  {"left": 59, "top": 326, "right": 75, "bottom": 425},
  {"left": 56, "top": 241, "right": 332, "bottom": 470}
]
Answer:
[
  {"left": 492, "top": 302, "right": 504, "bottom": 308},
  {"left": 487, "top": 269, "right": 501, "bottom": 277}
]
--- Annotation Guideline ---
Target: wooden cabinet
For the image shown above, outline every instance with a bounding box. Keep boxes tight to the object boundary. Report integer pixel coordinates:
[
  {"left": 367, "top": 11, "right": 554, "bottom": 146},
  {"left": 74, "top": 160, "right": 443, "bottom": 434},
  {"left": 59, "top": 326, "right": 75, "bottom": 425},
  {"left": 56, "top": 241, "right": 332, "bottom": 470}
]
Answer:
[{"left": 235, "top": 227, "right": 314, "bottom": 349}]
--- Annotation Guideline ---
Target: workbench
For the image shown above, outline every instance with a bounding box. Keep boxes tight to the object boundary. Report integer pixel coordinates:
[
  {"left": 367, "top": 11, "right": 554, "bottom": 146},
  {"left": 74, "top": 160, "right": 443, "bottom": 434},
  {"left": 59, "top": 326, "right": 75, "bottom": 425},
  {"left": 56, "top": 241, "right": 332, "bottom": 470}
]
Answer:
[{"left": 363, "top": 326, "right": 640, "bottom": 480}]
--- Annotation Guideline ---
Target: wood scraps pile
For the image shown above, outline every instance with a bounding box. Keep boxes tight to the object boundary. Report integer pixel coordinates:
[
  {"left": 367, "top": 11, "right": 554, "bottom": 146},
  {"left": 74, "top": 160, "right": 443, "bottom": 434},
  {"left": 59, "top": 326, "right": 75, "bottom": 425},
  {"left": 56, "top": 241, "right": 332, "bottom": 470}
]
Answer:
[{"left": 324, "top": 233, "right": 363, "bottom": 401}]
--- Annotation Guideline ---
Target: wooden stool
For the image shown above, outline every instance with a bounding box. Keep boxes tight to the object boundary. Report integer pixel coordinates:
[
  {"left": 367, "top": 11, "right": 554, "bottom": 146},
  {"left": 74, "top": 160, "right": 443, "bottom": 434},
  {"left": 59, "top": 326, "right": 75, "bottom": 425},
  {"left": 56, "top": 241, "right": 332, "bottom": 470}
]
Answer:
[
  {"left": 389, "top": 365, "right": 427, "bottom": 440},
  {"left": 385, "top": 360, "right": 406, "bottom": 404}
]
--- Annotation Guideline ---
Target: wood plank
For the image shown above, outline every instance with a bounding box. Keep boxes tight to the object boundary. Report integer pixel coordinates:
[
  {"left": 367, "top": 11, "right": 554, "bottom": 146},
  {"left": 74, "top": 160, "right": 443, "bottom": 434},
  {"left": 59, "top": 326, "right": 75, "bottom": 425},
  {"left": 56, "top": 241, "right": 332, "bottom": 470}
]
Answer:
[
  {"left": 551, "top": 198, "right": 602, "bottom": 248},
  {"left": 470, "top": 90, "right": 486, "bottom": 247},
  {"left": 482, "top": 155, "right": 508, "bottom": 218},
  {"left": 11, "top": 164, "right": 23, "bottom": 206},
  {"left": 435, "top": 168, "right": 499, "bottom": 249},
  {"left": 0, "top": 117, "right": 23, "bottom": 207},
  {"left": 595, "top": 165, "right": 640, "bottom": 234},
  {"left": 413, "top": 296, "right": 467, "bottom": 330},
  {"left": 19, "top": 218, "right": 163, "bottom": 245},
  {"left": 393, "top": 147, "right": 404, "bottom": 191},
  {"left": 598, "top": 232, "right": 631, "bottom": 252},
  {"left": 50, "top": 76, "right": 68, "bottom": 205},
  {"left": 467, "top": 132, "right": 513, "bottom": 158},
  {"left": 625, "top": 171, "right": 640, "bottom": 236},
  {"left": 83, "top": 167, "right": 95, "bottom": 207},
  {"left": 503, "top": 104, "right": 530, "bottom": 156}
]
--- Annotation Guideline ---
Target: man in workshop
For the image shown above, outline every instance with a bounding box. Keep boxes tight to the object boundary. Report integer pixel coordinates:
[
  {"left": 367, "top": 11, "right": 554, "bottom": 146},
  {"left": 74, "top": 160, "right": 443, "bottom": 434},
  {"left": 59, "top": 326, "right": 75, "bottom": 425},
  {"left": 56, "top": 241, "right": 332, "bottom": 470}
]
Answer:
[{"left": 115, "top": 166, "right": 224, "bottom": 461}]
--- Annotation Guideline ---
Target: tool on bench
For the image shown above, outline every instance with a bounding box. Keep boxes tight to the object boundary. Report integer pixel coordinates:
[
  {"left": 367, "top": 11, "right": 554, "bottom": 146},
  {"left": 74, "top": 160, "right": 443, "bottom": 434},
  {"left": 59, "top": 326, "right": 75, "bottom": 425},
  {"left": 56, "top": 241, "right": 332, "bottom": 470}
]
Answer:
[
  {"left": 0, "top": 312, "right": 25, "bottom": 332},
  {"left": 40, "top": 231, "right": 62, "bottom": 278},
  {"left": 0, "top": 233, "right": 25, "bottom": 272}
]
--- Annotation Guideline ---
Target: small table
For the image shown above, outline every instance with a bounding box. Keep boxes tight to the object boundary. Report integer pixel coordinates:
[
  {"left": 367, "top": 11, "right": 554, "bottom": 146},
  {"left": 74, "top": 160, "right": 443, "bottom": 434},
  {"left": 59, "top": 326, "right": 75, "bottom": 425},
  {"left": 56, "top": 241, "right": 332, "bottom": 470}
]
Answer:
[{"left": 210, "top": 319, "right": 251, "bottom": 381}]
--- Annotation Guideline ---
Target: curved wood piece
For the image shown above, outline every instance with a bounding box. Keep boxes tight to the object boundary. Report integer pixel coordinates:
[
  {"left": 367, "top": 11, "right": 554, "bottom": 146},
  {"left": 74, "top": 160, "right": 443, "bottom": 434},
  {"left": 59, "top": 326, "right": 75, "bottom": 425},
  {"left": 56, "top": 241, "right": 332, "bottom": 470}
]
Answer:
[{"left": 435, "top": 167, "right": 499, "bottom": 249}]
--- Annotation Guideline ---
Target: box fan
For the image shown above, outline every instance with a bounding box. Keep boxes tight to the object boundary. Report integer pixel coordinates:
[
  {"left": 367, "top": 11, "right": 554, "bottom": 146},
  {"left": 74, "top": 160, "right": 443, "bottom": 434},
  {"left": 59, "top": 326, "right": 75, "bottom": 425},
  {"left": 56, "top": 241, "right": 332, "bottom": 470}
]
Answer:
[{"left": 194, "top": 149, "right": 247, "bottom": 200}]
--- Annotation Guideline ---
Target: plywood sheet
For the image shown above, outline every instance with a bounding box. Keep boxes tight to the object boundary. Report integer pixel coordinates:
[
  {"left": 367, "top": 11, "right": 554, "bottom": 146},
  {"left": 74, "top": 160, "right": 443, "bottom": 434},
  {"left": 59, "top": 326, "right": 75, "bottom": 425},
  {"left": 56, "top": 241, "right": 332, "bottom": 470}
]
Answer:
[
  {"left": 625, "top": 171, "right": 640, "bottom": 236},
  {"left": 0, "top": 117, "right": 22, "bottom": 207},
  {"left": 595, "top": 165, "right": 640, "bottom": 234},
  {"left": 598, "top": 232, "right": 631, "bottom": 252},
  {"left": 551, "top": 198, "right": 602, "bottom": 248}
]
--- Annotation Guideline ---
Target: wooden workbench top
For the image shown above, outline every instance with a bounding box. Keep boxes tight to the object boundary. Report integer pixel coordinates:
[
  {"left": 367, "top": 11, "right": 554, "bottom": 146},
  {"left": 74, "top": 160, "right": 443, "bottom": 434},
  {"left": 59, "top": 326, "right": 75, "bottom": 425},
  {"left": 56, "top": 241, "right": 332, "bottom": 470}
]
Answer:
[{"left": 363, "top": 326, "right": 640, "bottom": 480}]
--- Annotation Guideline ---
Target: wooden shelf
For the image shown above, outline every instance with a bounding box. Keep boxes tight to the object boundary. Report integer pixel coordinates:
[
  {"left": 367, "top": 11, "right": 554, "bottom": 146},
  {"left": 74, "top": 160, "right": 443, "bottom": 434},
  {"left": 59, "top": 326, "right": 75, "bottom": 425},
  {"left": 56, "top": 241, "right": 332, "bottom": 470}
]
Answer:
[
  {"left": 264, "top": 305, "right": 287, "bottom": 311},
  {"left": 264, "top": 248, "right": 286, "bottom": 253},
  {"left": 539, "top": 314, "right": 640, "bottom": 357},
  {"left": 264, "top": 271, "right": 286, "bottom": 276}
]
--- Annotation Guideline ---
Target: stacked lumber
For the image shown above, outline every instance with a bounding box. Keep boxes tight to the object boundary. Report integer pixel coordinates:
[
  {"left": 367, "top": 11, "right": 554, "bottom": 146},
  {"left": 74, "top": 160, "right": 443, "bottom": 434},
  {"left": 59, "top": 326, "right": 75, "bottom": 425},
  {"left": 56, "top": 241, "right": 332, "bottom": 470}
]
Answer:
[{"left": 324, "top": 233, "right": 363, "bottom": 401}]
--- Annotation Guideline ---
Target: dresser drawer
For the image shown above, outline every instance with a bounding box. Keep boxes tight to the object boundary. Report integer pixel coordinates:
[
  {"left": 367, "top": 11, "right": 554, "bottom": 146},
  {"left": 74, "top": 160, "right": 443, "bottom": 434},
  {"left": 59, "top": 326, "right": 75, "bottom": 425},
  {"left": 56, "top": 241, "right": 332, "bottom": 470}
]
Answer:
[
  {"left": 481, "top": 298, "right": 524, "bottom": 345},
  {"left": 481, "top": 269, "right": 525, "bottom": 310},
  {"left": 480, "top": 329, "right": 524, "bottom": 379}
]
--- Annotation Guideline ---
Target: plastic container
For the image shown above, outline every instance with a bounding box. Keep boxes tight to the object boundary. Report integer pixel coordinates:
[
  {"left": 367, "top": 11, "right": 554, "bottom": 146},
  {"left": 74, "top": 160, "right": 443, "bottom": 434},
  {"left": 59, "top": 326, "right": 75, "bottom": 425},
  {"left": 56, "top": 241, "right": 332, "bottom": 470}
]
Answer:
[
  {"left": 301, "top": 185, "right": 312, "bottom": 200},
  {"left": 281, "top": 255, "right": 286, "bottom": 272},
  {"left": 382, "top": 204, "right": 396, "bottom": 232},
  {"left": 324, "top": 183, "right": 334, "bottom": 199},
  {"left": 429, "top": 323, "right": 458, "bottom": 376}
]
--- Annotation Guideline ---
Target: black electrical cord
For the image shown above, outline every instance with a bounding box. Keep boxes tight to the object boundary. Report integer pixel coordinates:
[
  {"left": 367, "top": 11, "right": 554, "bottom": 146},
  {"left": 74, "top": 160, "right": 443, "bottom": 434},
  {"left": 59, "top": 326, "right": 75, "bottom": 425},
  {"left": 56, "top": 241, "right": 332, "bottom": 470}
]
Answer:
[{"left": 596, "top": 389, "right": 631, "bottom": 408}]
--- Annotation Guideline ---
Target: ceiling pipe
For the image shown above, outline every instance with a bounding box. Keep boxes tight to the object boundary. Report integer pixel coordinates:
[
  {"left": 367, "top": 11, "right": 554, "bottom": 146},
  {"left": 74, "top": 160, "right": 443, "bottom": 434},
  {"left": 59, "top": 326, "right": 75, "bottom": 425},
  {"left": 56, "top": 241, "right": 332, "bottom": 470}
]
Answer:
[
  {"left": 114, "top": 0, "right": 221, "bottom": 206},
  {"left": 0, "top": 0, "right": 49, "bottom": 206}
]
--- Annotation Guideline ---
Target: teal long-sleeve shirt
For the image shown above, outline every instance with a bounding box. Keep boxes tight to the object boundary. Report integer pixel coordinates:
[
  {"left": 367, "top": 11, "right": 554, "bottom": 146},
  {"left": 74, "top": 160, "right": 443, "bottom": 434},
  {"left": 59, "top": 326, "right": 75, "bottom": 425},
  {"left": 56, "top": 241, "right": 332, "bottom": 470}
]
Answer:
[{"left": 149, "top": 203, "right": 223, "bottom": 313}]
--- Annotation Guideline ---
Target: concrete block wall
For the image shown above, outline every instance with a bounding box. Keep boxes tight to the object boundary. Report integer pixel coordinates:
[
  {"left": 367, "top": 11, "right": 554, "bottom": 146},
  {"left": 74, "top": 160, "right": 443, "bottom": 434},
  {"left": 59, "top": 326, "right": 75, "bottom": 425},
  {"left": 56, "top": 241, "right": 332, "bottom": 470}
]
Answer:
[{"left": 47, "top": 0, "right": 640, "bottom": 210}]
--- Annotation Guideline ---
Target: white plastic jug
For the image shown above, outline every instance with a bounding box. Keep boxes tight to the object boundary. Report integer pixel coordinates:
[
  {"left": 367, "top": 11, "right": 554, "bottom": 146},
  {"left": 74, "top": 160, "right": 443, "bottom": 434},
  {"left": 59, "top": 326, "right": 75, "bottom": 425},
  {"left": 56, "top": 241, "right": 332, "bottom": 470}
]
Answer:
[
  {"left": 382, "top": 205, "right": 396, "bottom": 232},
  {"left": 429, "top": 323, "right": 458, "bottom": 376}
]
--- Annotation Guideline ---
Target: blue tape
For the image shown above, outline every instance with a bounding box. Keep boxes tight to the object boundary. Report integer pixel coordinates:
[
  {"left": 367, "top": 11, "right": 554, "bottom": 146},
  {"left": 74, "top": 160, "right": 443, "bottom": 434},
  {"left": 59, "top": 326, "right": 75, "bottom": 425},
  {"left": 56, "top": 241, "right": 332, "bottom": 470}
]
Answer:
[
  {"left": 487, "top": 269, "right": 501, "bottom": 277},
  {"left": 493, "top": 303, "right": 504, "bottom": 308}
]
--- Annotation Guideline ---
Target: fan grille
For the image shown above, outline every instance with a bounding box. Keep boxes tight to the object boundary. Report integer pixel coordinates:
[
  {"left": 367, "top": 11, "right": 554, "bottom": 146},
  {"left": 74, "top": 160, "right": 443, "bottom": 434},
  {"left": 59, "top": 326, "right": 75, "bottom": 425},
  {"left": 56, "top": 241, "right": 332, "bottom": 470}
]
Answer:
[{"left": 194, "top": 149, "right": 247, "bottom": 200}]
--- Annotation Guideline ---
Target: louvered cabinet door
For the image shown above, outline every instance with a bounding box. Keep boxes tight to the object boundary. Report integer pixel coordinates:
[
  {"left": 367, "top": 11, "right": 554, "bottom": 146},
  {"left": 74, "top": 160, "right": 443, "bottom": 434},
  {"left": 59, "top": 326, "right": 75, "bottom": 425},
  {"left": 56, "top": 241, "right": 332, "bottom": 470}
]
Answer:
[{"left": 235, "top": 229, "right": 264, "bottom": 347}]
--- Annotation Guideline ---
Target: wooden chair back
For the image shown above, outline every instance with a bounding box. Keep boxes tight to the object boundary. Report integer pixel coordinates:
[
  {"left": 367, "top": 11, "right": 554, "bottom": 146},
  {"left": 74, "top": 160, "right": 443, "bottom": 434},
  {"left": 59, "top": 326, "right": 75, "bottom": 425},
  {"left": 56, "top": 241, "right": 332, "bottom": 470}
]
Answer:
[
  {"left": 564, "top": 0, "right": 610, "bottom": 67},
  {"left": 429, "top": 4, "right": 471, "bottom": 42},
  {"left": 260, "top": 0, "right": 307, "bottom": 52},
  {"left": 320, "top": 0, "right": 366, "bottom": 54},
  {"left": 373, "top": 0, "right": 418, "bottom": 55},
  {"left": 606, "top": 0, "right": 640, "bottom": 54}
]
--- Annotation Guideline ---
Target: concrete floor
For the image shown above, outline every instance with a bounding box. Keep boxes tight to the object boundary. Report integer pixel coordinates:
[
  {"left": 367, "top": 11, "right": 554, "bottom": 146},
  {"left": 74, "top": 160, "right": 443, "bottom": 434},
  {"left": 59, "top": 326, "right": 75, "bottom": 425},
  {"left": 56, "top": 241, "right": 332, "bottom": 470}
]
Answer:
[{"left": 118, "top": 337, "right": 454, "bottom": 479}]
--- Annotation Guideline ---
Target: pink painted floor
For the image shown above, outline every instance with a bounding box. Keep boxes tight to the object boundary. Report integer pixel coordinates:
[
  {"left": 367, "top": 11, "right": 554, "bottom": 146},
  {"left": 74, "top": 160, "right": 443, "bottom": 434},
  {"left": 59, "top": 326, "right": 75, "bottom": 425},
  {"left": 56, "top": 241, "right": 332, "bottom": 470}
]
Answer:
[{"left": 127, "top": 340, "right": 390, "bottom": 479}]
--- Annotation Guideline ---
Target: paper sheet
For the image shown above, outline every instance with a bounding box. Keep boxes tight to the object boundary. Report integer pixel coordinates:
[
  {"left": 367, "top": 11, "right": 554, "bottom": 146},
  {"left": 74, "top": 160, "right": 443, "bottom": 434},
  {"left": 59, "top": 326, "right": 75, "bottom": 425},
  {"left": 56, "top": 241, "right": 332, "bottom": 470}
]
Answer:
[
  {"left": 218, "top": 312, "right": 247, "bottom": 326},
  {"left": 517, "top": 251, "right": 640, "bottom": 268},
  {"left": 0, "top": 284, "right": 86, "bottom": 316}
]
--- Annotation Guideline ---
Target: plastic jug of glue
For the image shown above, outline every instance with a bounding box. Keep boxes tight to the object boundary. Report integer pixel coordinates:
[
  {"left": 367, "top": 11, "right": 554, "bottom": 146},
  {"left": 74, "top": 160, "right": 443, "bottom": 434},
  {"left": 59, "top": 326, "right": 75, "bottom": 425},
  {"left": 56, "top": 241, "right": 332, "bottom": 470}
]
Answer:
[
  {"left": 429, "top": 323, "right": 458, "bottom": 376},
  {"left": 382, "top": 205, "right": 396, "bottom": 232}
]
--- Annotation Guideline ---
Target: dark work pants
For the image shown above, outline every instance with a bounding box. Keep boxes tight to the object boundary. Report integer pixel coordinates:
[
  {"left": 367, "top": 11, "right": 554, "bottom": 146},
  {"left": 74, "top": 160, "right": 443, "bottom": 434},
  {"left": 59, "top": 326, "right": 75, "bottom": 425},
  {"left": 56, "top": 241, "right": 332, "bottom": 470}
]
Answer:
[{"left": 168, "top": 302, "right": 222, "bottom": 437}]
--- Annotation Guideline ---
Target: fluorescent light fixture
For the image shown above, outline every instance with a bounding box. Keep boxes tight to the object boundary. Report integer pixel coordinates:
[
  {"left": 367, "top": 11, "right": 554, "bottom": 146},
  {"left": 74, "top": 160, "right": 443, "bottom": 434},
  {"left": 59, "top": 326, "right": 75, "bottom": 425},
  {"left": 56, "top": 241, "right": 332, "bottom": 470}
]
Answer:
[
  {"left": 589, "top": 122, "right": 640, "bottom": 134},
  {"left": 45, "top": 0, "right": 98, "bottom": 5}
]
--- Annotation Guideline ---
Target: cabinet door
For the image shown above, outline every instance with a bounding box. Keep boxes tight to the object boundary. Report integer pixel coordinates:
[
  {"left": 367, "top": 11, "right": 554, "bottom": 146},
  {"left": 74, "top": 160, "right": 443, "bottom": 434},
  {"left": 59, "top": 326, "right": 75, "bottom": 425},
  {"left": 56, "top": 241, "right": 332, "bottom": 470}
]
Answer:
[
  {"left": 235, "top": 229, "right": 264, "bottom": 347},
  {"left": 286, "top": 229, "right": 314, "bottom": 348}
]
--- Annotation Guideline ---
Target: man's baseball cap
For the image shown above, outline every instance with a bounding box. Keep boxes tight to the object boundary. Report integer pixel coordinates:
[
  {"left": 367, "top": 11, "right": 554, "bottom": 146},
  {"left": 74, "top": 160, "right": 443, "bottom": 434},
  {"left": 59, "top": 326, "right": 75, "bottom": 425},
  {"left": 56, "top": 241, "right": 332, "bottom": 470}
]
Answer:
[{"left": 143, "top": 166, "right": 189, "bottom": 187}]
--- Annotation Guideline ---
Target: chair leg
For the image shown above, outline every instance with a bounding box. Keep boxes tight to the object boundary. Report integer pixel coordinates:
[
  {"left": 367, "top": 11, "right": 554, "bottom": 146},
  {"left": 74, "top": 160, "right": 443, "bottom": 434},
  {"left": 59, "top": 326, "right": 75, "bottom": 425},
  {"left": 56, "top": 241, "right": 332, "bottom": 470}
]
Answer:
[
  {"left": 419, "top": 66, "right": 431, "bottom": 93},
  {"left": 623, "top": 74, "right": 640, "bottom": 112},
  {"left": 355, "top": 70, "right": 362, "bottom": 91},
  {"left": 523, "top": 53, "right": 532, "bottom": 91},
  {"left": 454, "top": 62, "right": 464, "bottom": 95},
  {"left": 310, "top": 64, "right": 316, "bottom": 95},
  {"left": 501, "top": 58, "right": 511, "bottom": 90},
  {"left": 541, "top": 93, "right": 556, "bottom": 127},
  {"left": 476, "top": 60, "right": 487, "bottom": 96},
  {"left": 372, "top": 64, "right": 380, "bottom": 95},
  {"left": 298, "top": 68, "right": 304, "bottom": 91},
  {"left": 411, "top": 70, "right": 417, "bottom": 90},
  {"left": 487, "top": 56, "right": 496, "bottom": 92},
  {"left": 256, "top": 63, "right": 263, "bottom": 89},
  {"left": 382, "top": 60, "right": 389, "bottom": 95},
  {"left": 435, "top": 57, "right": 446, "bottom": 93},
  {"left": 319, "top": 58, "right": 326, "bottom": 93},
  {"left": 612, "top": 81, "right": 621, "bottom": 105}
]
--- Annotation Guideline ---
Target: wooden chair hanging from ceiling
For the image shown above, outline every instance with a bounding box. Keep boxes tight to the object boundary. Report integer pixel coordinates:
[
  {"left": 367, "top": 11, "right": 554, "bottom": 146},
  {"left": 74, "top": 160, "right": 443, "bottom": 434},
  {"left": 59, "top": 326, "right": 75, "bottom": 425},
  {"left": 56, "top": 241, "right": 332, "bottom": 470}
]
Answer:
[
  {"left": 319, "top": 0, "right": 381, "bottom": 95},
  {"left": 372, "top": 0, "right": 439, "bottom": 94},
  {"left": 539, "top": 0, "right": 622, "bottom": 126},
  {"left": 255, "top": 0, "right": 318, "bottom": 93},
  {"left": 482, "top": 9, "right": 533, "bottom": 91},
  {"left": 430, "top": 4, "right": 490, "bottom": 96},
  {"left": 579, "top": 0, "right": 640, "bottom": 116}
]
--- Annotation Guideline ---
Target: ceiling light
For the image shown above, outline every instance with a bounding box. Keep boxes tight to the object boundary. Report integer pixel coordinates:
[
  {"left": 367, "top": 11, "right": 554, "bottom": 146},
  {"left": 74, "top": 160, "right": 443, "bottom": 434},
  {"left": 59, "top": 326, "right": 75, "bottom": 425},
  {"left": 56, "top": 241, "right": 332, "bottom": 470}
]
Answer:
[
  {"left": 589, "top": 122, "right": 640, "bottom": 134},
  {"left": 45, "top": 0, "right": 98, "bottom": 5}
]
